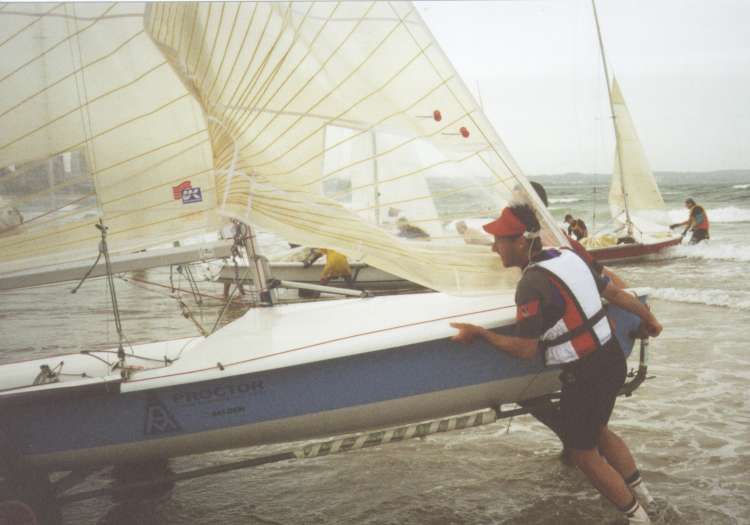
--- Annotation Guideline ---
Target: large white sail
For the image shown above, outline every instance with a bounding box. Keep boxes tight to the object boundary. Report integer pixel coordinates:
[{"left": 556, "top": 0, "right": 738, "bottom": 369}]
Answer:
[
  {"left": 0, "top": 2, "right": 567, "bottom": 295},
  {"left": 609, "top": 78, "right": 671, "bottom": 237},
  {"left": 0, "top": 3, "right": 220, "bottom": 278}
]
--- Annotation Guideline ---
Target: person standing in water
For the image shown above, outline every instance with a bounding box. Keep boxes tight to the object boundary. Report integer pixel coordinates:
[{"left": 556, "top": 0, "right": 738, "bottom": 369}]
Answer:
[
  {"left": 673, "top": 198, "right": 709, "bottom": 244},
  {"left": 450, "top": 204, "right": 660, "bottom": 524}
]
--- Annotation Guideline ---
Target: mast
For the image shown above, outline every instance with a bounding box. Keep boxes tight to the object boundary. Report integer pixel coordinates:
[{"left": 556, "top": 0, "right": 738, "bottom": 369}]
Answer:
[{"left": 591, "top": 0, "right": 633, "bottom": 235}]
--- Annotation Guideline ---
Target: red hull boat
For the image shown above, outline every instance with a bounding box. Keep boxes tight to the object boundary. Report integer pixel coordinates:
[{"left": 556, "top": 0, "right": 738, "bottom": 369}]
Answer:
[{"left": 588, "top": 236, "right": 682, "bottom": 264}]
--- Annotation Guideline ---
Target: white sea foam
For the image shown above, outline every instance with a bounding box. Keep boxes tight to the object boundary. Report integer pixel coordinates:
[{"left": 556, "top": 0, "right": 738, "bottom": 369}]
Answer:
[
  {"left": 645, "top": 287, "right": 750, "bottom": 311},
  {"left": 668, "top": 206, "right": 750, "bottom": 224},
  {"left": 732, "top": 184, "right": 749, "bottom": 189},
  {"left": 549, "top": 197, "right": 580, "bottom": 204},
  {"left": 667, "top": 242, "right": 750, "bottom": 262}
]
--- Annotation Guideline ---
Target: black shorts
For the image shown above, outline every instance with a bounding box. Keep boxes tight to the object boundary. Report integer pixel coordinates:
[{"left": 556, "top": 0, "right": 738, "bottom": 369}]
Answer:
[
  {"left": 690, "top": 229, "right": 709, "bottom": 244},
  {"left": 558, "top": 338, "right": 627, "bottom": 450}
]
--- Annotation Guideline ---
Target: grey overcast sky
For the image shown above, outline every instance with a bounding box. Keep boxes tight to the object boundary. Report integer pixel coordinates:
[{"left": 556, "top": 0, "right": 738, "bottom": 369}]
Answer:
[{"left": 416, "top": 0, "right": 750, "bottom": 176}]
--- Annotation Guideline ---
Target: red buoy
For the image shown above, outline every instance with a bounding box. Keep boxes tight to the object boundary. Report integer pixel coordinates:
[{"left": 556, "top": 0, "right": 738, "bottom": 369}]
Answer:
[
  {"left": 433, "top": 110, "right": 442, "bottom": 122},
  {"left": 459, "top": 126, "right": 470, "bottom": 138}
]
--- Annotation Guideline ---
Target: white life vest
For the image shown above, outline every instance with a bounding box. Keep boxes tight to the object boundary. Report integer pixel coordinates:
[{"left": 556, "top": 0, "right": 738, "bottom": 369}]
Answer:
[{"left": 526, "top": 249, "right": 612, "bottom": 366}]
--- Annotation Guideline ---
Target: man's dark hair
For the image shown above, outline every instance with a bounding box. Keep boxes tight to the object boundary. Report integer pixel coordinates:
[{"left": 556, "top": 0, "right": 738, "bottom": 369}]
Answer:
[
  {"left": 685, "top": 197, "right": 696, "bottom": 206},
  {"left": 510, "top": 204, "right": 541, "bottom": 232},
  {"left": 510, "top": 204, "right": 542, "bottom": 251},
  {"left": 530, "top": 181, "right": 548, "bottom": 207}
]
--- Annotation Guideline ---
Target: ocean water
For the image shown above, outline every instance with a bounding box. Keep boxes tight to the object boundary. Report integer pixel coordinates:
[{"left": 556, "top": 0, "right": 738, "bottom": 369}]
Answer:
[{"left": 1, "top": 175, "right": 749, "bottom": 524}]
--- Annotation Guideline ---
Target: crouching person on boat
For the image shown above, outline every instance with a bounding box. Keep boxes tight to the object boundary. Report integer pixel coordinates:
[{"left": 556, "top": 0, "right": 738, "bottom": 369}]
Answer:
[
  {"left": 303, "top": 248, "right": 353, "bottom": 286},
  {"left": 0, "top": 197, "right": 23, "bottom": 234},
  {"left": 450, "top": 203, "right": 661, "bottom": 524}
]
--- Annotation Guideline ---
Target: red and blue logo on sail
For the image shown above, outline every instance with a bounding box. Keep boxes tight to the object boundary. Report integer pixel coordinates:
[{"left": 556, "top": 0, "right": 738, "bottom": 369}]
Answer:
[{"left": 172, "top": 180, "right": 203, "bottom": 204}]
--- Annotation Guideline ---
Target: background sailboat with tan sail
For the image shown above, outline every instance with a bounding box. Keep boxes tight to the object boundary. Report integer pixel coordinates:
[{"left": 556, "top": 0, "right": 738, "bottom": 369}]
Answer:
[{"left": 580, "top": 0, "right": 682, "bottom": 263}]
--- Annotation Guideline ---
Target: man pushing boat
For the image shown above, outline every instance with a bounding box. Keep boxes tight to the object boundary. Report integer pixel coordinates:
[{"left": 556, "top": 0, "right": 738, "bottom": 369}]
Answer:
[
  {"left": 450, "top": 203, "right": 661, "bottom": 524},
  {"left": 672, "top": 197, "right": 710, "bottom": 244}
]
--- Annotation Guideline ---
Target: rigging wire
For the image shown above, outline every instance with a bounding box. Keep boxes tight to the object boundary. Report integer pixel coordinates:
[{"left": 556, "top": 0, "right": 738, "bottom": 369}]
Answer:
[
  {"left": 591, "top": 0, "right": 632, "bottom": 236},
  {"left": 65, "top": 3, "right": 131, "bottom": 370}
]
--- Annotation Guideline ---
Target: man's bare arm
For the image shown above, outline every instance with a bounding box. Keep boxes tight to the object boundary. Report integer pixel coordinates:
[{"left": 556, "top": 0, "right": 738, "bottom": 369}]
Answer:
[
  {"left": 601, "top": 284, "right": 663, "bottom": 337},
  {"left": 602, "top": 266, "right": 627, "bottom": 288},
  {"left": 450, "top": 322, "right": 540, "bottom": 360}
]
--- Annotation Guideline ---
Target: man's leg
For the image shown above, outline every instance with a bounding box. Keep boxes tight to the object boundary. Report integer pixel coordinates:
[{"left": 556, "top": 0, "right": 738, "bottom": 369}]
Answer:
[
  {"left": 569, "top": 447, "right": 633, "bottom": 508},
  {"left": 598, "top": 426, "right": 636, "bottom": 478},
  {"left": 600, "top": 427, "right": 656, "bottom": 508},
  {"left": 690, "top": 230, "right": 708, "bottom": 244},
  {"left": 520, "top": 399, "right": 572, "bottom": 464},
  {"left": 570, "top": 446, "right": 651, "bottom": 523}
]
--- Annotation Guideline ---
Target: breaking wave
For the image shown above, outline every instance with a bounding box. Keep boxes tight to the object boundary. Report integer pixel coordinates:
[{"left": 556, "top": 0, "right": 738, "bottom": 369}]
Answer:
[
  {"left": 668, "top": 242, "right": 750, "bottom": 262},
  {"left": 732, "top": 184, "right": 749, "bottom": 189},
  {"left": 549, "top": 197, "right": 580, "bottom": 204},
  {"left": 668, "top": 206, "right": 750, "bottom": 224},
  {"left": 646, "top": 287, "right": 750, "bottom": 311}
]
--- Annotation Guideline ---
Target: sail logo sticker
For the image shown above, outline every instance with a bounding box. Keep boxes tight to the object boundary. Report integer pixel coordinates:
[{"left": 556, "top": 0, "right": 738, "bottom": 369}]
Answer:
[
  {"left": 144, "top": 394, "right": 182, "bottom": 436},
  {"left": 172, "top": 180, "right": 203, "bottom": 204}
]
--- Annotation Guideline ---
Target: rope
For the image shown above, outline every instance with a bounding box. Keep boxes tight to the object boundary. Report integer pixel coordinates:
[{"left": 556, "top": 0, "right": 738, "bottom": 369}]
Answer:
[
  {"left": 118, "top": 274, "right": 226, "bottom": 302},
  {"left": 94, "top": 221, "right": 126, "bottom": 366},
  {"left": 70, "top": 250, "right": 102, "bottom": 294},
  {"left": 82, "top": 349, "right": 175, "bottom": 365},
  {"left": 211, "top": 232, "right": 259, "bottom": 334}
]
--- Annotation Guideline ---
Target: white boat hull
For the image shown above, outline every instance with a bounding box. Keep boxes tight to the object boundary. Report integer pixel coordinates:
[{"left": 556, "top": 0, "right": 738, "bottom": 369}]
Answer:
[{"left": 0, "top": 292, "right": 644, "bottom": 472}]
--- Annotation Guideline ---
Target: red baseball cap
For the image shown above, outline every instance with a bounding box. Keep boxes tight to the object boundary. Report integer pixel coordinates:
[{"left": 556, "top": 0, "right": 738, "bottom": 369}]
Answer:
[{"left": 483, "top": 207, "right": 526, "bottom": 238}]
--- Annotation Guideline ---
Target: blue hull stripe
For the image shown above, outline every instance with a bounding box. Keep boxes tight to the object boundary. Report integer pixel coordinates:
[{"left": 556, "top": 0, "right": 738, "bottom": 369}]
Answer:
[{"left": 4, "top": 304, "right": 640, "bottom": 458}]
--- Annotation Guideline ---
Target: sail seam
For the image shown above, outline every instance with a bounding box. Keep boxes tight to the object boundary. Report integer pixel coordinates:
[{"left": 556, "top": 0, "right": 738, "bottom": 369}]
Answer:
[
  {"left": 0, "top": 3, "right": 63, "bottom": 50},
  {"left": 213, "top": 2, "right": 343, "bottom": 166},
  {"left": 279, "top": 75, "right": 455, "bottom": 185},
  {"left": 215, "top": 2, "right": 305, "bottom": 162},
  {"left": 256, "top": 48, "right": 446, "bottom": 183},
  {"left": 0, "top": 61, "right": 170, "bottom": 155},
  {"left": 0, "top": 3, "right": 119, "bottom": 85},
  {"left": 0, "top": 29, "right": 147, "bottom": 123}
]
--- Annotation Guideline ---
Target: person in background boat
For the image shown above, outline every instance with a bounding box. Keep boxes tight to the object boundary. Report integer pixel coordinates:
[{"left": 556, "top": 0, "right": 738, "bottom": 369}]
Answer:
[
  {"left": 0, "top": 197, "right": 23, "bottom": 234},
  {"left": 529, "top": 183, "right": 627, "bottom": 289},
  {"left": 672, "top": 198, "right": 709, "bottom": 244},
  {"left": 303, "top": 248, "right": 353, "bottom": 285},
  {"left": 396, "top": 216, "right": 430, "bottom": 240},
  {"left": 450, "top": 204, "right": 661, "bottom": 524},
  {"left": 455, "top": 220, "right": 492, "bottom": 245},
  {"left": 564, "top": 213, "right": 589, "bottom": 241}
]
